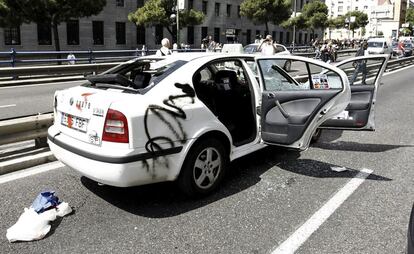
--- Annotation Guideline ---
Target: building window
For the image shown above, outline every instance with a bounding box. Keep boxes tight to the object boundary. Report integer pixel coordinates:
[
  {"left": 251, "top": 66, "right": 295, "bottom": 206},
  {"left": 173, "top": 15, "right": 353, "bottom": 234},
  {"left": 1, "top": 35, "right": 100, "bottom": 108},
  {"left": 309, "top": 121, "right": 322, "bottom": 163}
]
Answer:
[
  {"left": 4, "top": 26, "right": 21, "bottom": 45},
  {"left": 67, "top": 20, "right": 79, "bottom": 45},
  {"left": 37, "top": 23, "right": 52, "bottom": 45},
  {"left": 187, "top": 26, "right": 194, "bottom": 44},
  {"left": 116, "top": 22, "right": 126, "bottom": 45},
  {"left": 201, "top": 26, "right": 208, "bottom": 40},
  {"left": 202, "top": 1, "right": 208, "bottom": 14},
  {"left": 116, "top": 0, "right": 124, "bottom": 7},
  {"left": 92, "top": 21, "right": 104, "bottom": 45},
  {"left": 304, "top": 33, "right": 308, "bottom": 43},
  {"left": 136, "top": 26, "right": 146, "bottom": 44},
  {"left": 279, "top": 31, "right": 284, "bottom": 45},
  {"left": 299, "top": 33, "right": 302, "bottom": 44},
  {"left": 137, "top": 0, "right": 144, "bottom": 8},
  {"left": 155, "top": 25, "right": 163, "bottom": 44},
  {"left": 246, "top": 29, "right": 251, "bottom": 44},
  {"left": 272, "top": 31, "right": 276, "bottom": 42},
  {"left": 226, "top": 4, "right": 231, "bottom": 17},
  {"left": 237, "top": 6, "right": 241, "bottom": 18},
  {"left": 215, "top": 3, "right": 220, "bottom": 17},
  {"left": 338, "top": 6, "right": 343, "bottom": 13},
  {"left": 286, "top": 31, "right": 290, "bottom": 44},
  {"left": 188, "top": 0, "right": 194, "bottom": 9},
  {"left": 214, "top": 27, "right": 220, "bottom": 43}
]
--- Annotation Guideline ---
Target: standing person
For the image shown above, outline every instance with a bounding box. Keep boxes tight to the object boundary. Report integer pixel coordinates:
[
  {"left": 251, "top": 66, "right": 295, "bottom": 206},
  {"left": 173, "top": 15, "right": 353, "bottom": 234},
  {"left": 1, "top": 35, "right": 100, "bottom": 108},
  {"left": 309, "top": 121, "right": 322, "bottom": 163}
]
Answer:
[
  {"left": 350, "top": 41, "right": 368, "bottom": 85},
  {"left": 205, "top": 35, "right": 216, "bottom": 52},
  {"left": 156, "top": 38, "right": 172, "bottom": 56},
  {"left": 397, "top": 40, "right": 405, "bottom": 58},
  {"left": 258, "top": 35, "right": 277, "bottom": 55}
]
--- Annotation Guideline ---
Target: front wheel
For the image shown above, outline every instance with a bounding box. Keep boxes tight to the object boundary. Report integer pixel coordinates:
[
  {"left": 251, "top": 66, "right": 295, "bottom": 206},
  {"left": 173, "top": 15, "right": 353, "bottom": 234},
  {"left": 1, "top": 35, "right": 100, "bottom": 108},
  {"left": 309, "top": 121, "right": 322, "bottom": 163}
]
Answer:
[{"left": 178, "top": 139, "right": 227, "bottom": 197}]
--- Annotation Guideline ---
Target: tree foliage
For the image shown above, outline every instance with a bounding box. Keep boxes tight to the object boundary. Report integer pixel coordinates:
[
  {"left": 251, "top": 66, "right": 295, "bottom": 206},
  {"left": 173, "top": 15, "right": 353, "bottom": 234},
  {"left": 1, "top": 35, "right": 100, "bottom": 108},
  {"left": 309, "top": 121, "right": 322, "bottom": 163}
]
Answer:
[
  {"left": 240, "top": 0, "right": 291, "bottom": 34},
  {"left": 0, "top": 0, "right": 106, "bottom": 51},
  {"left": 301, "top": 0, "right": 328, "bottom": 30},
  {"left": 328, "top": 16, "right": 345, "bottom": 29},
  {"left": 407, "top": 8, "right": 414, "bottom": 26},
  {"left": 345, "top": 10, "right": 368, "bottom": 33},
  {"left": 128, "top": 0, "right": 204, "bottom": 42}
]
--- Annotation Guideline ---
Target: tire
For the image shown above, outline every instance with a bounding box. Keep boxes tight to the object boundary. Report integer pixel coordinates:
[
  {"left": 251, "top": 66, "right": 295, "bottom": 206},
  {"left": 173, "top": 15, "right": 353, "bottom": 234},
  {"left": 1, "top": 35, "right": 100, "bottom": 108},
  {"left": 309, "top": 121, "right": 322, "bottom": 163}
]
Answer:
[
  {"left": 283, "top": 60, "right": 292, "bottom": 72},
  {"left": 311, "top": 128, "right": 322, "bottom": 144},
  {"left": 178, "top": 138, "right": 228, "bottom": 197}
]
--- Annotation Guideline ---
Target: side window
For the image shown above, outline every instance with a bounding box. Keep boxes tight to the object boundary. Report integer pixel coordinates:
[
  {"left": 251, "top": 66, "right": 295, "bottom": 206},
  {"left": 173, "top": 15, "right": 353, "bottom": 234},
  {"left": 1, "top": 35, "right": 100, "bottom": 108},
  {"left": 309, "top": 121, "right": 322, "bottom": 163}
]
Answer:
[
  {"left": 275, "top": 45, "right": 285, "bottom": 53},
  {"left": 258, "top": 59, "right": 343, "bottom": 91},
  {"left": 335, "top": 58, "right": 385, "bottom": 86}
]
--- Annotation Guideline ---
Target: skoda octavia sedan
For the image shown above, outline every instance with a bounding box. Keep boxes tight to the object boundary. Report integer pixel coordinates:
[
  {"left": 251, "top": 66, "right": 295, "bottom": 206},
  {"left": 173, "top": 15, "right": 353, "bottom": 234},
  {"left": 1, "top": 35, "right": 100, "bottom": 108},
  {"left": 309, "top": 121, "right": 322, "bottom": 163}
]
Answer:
[{"left": 48, "top": 53, "right": 388, "bottom": 196}]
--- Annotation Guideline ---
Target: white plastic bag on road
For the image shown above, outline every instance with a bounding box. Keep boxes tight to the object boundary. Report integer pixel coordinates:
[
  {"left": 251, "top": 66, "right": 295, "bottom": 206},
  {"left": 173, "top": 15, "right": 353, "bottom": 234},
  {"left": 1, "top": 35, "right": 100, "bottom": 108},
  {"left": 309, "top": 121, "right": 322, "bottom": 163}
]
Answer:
[
  {"left": 6, "top": 208, "right": 56, "bottom": 242},
  {"left": 6, "top": 202, "right": 72, "bottom": 242}
]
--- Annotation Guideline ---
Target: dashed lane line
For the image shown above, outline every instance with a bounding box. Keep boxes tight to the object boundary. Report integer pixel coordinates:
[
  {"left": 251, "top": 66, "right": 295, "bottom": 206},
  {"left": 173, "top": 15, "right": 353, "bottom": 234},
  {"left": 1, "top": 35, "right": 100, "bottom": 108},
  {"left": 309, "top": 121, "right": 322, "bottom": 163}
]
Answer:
[
  {"left": 271, "top": 168, "right": 373, "bottom": 254},
  {"left": 0, "top": 104, "right": 16, "bottom": 108}
]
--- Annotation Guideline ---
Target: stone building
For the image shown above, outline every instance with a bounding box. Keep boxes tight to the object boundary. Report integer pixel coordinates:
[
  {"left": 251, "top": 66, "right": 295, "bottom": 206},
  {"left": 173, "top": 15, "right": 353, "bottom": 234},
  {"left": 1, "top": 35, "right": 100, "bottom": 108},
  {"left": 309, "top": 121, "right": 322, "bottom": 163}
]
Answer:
[{"left": 0, "top": 0, "right": 321, "bottom": 51}]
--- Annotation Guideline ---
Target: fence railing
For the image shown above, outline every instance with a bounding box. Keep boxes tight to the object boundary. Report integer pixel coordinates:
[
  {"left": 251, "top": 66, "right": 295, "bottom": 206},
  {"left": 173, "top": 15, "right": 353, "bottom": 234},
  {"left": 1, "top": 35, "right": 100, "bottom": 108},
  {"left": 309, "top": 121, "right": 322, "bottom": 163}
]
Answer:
[
  {"left": 0, "top": 46, "right": 328, "bottom": 67},
  {"left": 1, "top": 55, "right": 413, "bottom": 148}
]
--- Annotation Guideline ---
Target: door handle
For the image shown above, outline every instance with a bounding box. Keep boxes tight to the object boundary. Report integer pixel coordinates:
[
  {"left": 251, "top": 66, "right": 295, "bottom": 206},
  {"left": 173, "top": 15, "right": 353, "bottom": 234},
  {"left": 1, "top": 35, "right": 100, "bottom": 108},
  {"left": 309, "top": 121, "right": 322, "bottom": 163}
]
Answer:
[
  {"left": 267, "top": 93, "right": 275, "bottom": 99},
  {"left": 275, "top": 100, "right": 290, "bottom": 119}
]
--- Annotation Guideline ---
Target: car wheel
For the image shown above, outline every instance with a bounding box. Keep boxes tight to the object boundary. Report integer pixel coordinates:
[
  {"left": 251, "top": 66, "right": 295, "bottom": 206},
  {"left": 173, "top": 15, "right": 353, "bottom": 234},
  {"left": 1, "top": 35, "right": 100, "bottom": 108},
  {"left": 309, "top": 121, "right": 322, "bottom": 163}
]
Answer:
[
  {"left": 284, "top": 60, "right": 292, "bottom": 72},
  {"left": 178, "top": 138, "right": 227, "bottom": 197},
  {"left": 311, "top": 128, "right": 322, "bottom": 144}
]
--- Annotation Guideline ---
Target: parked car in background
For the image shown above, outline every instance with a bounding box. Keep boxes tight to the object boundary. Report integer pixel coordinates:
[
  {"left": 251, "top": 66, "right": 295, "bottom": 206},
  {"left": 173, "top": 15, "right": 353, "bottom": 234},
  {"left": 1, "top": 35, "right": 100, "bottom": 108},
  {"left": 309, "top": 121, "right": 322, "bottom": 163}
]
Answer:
[
  {"left": 367, "top": 37, "right": 391, "bottom": 55},
  {"left": 402, "top": 42, "right": 413, "bottom": 57},
  {"left": 391, "top": 41, "right": 399, "bottom": 57},
  {"left": 243, "top": 43, "right": 292, "bottom": 71},
  {"left": 47, "top": 53, "right": 387, "bottom": 197}
]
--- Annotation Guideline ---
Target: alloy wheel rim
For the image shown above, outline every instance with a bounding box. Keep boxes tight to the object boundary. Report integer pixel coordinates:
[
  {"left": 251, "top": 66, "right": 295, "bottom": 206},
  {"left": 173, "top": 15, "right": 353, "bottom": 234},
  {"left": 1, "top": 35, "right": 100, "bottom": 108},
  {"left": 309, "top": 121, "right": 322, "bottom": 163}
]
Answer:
[{"left": 193, "top": 147, "right": 221, "bottom": 189}]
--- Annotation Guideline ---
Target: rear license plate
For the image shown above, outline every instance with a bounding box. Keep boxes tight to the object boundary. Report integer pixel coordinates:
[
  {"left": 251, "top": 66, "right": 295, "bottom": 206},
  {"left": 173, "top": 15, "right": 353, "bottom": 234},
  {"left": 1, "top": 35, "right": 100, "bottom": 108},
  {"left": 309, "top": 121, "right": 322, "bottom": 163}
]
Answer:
[{"left": 61, "top": 113, "right": 88, "bottom": 133}]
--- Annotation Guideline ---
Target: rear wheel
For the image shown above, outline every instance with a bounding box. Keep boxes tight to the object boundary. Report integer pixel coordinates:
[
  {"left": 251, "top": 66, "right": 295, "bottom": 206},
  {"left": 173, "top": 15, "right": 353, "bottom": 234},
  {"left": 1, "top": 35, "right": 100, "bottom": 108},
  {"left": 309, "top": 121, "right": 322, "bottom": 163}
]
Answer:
[{"left": 178, "top": 139, "right": 227, "bottom": 197}]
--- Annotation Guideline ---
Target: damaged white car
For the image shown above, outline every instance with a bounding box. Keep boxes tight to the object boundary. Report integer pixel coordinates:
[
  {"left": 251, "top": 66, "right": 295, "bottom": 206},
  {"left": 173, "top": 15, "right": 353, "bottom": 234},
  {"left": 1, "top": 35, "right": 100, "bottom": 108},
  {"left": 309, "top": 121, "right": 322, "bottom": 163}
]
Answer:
[{"left": 48, "top": 53, "right": 388, "bottom": 196}]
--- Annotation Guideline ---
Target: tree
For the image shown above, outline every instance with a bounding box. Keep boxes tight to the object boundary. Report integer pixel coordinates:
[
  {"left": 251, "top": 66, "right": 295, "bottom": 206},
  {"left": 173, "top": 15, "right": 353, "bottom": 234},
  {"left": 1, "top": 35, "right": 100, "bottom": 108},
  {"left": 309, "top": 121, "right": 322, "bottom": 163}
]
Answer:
[
  {"left": 301, "top": 0, "right": 328, "bottom": 38},
  {"left": 240, "top": 0, "right": 292, "bottom": 35},
  {"left": 406, "top": 8, "right": 414, "bottom": 35},
  {"left": 128, "top": 0, "right": 204, "bottom": 43},
  {"left": 344, "top": 10, "right": 368, "bottom": 37},
  {"left": 328, "top": 16, "right": 345, "bottom": 29},
  {"left": 0, "top": 0, "right": 106, "bottom": 52}
]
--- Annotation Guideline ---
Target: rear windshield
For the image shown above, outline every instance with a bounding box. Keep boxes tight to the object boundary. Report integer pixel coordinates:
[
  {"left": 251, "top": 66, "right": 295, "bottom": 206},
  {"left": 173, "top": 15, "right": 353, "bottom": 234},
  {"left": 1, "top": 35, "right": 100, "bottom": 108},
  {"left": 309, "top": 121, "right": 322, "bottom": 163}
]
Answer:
[
  {"left": 368, "top": 41, "right": 384, "bottom": 48},
  {"left": 244, "top": 45, "right": 258, "bottom": 54},
  {"left": 84, "top": 58, "right": 187, "bottom": 93}
]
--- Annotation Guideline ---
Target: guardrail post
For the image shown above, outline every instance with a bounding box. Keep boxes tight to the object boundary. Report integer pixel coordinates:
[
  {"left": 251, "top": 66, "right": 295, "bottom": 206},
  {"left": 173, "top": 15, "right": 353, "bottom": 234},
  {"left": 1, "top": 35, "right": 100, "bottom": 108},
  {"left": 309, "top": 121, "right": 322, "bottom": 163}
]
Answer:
[
  {"left": 10, "top": 48, "right": 16, "bottom": 67},
  {"left": 88, "top": 48, "right": 93, "bottom": 64}
]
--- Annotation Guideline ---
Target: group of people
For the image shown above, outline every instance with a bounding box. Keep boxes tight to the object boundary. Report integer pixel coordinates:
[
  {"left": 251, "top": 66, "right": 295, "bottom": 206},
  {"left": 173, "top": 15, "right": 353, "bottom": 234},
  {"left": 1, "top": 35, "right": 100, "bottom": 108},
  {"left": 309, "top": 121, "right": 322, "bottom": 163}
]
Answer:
[{"left": 312, "top": 39, "right": 339, "bottom": 63}]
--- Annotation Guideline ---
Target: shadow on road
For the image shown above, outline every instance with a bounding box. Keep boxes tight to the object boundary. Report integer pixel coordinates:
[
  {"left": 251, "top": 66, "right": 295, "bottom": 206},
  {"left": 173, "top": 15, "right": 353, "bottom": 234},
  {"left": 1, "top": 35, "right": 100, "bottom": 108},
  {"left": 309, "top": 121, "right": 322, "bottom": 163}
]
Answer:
[
  {"left": 80, "top": 146, "right": 299, "bottom": 218},
  {"left": 314, "top": 140, "right": 413, "bottom": 153},
  {"left": 277, "top": 159, "right": 392, "bottom": 181}
]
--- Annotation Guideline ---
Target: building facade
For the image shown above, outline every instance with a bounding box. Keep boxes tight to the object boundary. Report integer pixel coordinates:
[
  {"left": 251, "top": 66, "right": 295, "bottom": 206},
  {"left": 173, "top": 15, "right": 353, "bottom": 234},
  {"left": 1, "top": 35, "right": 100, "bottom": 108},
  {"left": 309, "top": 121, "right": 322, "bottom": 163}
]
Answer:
[
  {"left": 325, "top": 0, "right": 407, "bottom": 40},
  {"left": 0, "top": 0, "right": 322, "bottom": 51}
]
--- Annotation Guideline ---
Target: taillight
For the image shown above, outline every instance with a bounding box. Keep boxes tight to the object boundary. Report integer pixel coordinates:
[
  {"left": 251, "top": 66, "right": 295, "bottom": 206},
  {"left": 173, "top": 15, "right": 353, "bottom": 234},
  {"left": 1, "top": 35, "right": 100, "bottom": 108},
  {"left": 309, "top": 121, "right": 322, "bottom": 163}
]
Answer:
[{"left": 102, "top": 109, "right": 129, "bottom": 143}]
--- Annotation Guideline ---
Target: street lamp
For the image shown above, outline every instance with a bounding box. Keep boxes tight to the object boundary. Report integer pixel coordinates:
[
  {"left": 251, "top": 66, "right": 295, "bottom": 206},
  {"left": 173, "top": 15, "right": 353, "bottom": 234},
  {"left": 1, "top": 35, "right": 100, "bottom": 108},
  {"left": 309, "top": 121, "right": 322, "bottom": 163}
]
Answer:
[
  {"left": 292, "top": 0, "right": 297, "bottom": 51},
  {"left": 170, "top": 6, "right": 180, "bottom": 46}
]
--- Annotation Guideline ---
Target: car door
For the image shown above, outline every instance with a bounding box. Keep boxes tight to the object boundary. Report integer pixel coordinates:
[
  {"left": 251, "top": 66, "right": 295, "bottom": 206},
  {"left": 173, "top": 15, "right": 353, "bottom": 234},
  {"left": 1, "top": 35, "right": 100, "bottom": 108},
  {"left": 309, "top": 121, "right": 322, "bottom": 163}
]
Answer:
[
  {"left": 320, "top": 55, "right": 388, "bottom": 130},
  {"left": 256, "top": 55, "right": 351, "bottom": 150}
]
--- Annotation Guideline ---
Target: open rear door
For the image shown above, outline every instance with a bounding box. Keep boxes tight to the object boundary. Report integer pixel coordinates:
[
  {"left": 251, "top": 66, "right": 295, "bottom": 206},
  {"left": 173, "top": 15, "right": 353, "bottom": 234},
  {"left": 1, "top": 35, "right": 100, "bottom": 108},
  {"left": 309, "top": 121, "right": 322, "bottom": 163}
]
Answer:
[
  {"left": 256, "top": 56, "right": 351, "bottom": 150},
  {"left": 320, "top": 55, "right": 388, "bottom": 130}
]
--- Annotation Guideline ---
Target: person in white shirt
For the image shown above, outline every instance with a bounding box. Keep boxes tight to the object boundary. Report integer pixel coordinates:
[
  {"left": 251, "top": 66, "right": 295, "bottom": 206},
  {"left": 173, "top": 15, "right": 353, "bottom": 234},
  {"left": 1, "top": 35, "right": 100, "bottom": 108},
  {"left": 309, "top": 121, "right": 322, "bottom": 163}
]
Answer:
[
  {"left": 258, "top": 35, "right": 277, "bottom": 56},
  {"left": 66, "top": 53, "right": 76, "bottom": 65},
  {"left": 156, "top": 38, "right": 172, "bottom": 56}
]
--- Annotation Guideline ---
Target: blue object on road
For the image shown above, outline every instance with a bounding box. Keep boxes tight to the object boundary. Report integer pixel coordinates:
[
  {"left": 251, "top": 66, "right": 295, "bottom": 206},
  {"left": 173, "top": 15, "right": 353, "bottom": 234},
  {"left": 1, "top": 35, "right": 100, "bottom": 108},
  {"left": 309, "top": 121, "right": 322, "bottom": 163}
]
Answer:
[{"left": 31, "top": 191, "right": 61, "bottom": 214}]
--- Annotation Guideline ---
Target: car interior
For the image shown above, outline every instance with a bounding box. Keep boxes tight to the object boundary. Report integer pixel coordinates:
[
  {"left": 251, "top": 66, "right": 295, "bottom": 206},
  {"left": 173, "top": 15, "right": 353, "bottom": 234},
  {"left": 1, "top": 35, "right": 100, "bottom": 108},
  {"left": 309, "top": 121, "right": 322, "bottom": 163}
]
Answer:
[{"left": 192, "top": 59, "right": 257, "bottom": 146}]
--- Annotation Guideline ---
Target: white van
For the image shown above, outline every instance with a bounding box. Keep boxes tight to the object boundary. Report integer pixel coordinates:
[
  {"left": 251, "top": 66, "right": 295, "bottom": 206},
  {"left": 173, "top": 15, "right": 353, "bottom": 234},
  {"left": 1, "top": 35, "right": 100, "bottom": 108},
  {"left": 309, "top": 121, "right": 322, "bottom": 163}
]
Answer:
[{"left": 367, "top": 37, "right": 391, "bottom": 55}]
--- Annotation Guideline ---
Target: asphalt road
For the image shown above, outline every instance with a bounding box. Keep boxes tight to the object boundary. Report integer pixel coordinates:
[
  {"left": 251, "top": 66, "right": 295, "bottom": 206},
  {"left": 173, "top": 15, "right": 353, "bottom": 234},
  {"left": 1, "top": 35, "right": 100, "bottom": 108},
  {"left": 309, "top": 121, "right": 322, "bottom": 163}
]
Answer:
[
  {"left": 0, "top": 55, "right": 352, "bottom": 120},
  {"left": 0, "top": 62, "right": 412, "bottom": 253}
]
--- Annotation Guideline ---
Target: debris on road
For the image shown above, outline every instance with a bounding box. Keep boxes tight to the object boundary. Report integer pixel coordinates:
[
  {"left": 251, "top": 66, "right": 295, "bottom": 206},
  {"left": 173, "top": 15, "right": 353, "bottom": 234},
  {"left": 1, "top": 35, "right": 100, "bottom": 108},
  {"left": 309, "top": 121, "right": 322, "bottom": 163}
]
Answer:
[
  {"left": 6, "top": 191, "right": 72, "bottom": 243},
  {"left": 331, "top": 166, "right": 348, "bottom": 172}
]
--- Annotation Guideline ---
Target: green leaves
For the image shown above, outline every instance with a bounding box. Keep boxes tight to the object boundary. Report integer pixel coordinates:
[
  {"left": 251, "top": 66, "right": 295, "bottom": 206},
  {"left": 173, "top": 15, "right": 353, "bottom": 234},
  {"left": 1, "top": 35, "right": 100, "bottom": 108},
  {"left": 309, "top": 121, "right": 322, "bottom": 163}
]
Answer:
[
  {"left": 240, "top": 0, "right": 291, "bottom": 26},
  {"left": 344, "top": 10, "right": 368, "bottom": 32}
]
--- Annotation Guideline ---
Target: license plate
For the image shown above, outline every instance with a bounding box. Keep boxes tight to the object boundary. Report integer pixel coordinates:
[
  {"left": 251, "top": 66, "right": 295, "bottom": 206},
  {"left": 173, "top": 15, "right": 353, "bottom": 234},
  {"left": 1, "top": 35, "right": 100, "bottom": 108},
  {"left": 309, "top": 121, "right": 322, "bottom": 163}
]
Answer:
[{"left": 61, "top": 113, "right": 88, "bottom": 133}]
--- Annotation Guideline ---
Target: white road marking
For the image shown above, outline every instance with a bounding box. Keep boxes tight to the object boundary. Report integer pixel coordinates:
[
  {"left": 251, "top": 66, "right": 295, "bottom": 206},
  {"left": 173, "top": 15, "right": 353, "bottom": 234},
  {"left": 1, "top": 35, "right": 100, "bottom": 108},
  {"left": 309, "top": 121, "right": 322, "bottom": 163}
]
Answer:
[
  {"left": 271, "top": 168, "right": 373, "bottom": 254},
  {"left": 0, "top": 161, "right": 64, "bottom": 184},
  {"left": 0, "top": 80, "right": 83, "bottom": 90},
  {"left": 0, "top": 104, "right": 16, "bottom": 108}
]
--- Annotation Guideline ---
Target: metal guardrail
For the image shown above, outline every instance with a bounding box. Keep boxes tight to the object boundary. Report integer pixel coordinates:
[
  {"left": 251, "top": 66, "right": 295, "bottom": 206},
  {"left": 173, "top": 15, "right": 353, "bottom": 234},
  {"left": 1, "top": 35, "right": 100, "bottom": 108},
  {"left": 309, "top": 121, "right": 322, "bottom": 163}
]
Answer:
[
  {"left": 0, "top": 49, "right": 357, "bottom": 79},
  {"left": 1, "top": 55, "right": 413, "bottom": 147}
]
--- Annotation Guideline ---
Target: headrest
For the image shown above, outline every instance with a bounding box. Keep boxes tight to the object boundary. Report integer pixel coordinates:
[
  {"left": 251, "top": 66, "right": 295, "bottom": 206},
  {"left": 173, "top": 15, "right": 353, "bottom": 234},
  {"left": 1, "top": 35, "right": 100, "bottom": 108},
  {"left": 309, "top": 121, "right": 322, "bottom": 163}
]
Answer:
[{"left": 214, "top": 70, "right": 237, "bottom": 84}]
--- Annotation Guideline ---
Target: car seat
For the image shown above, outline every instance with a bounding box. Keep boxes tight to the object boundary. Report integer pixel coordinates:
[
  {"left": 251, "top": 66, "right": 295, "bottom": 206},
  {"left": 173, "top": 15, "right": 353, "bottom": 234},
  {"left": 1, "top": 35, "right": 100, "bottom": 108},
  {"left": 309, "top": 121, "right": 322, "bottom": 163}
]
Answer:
[{"left": 132, "top": 72, "right": 151, "bottom": 89}]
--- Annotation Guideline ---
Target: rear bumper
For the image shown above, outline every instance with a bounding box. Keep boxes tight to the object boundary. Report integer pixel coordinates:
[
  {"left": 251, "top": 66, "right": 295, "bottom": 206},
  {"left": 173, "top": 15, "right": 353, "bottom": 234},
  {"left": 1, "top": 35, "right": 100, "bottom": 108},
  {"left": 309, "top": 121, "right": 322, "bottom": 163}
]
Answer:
[{"left": 47, "top": 128, "right": 183, "bottom": 187}]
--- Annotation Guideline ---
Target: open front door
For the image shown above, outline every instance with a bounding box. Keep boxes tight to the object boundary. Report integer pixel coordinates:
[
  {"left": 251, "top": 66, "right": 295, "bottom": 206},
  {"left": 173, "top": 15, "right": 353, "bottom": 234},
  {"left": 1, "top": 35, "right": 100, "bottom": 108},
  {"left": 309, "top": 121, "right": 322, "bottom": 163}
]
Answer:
[
  {"left": 256, "top": 56, "right": 351, "bottom": 150},
  {"left": 320, "top": 55, "right": 388, "bottom": 130}
]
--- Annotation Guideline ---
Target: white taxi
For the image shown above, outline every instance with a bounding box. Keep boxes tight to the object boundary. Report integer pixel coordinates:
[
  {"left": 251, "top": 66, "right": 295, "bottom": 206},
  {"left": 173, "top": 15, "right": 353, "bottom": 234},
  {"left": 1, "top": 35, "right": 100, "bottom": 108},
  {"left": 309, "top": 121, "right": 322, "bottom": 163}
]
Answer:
[{"left": 48, "top": 53, "right": 388, "bottom": 196}]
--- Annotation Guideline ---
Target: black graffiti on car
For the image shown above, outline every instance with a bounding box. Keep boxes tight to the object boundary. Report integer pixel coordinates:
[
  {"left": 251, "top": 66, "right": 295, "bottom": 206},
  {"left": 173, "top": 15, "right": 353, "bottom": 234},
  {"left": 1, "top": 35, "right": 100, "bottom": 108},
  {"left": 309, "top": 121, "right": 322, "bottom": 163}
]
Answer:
[{"left": 142, "top": 83, "right": 195, "bottom": 175}]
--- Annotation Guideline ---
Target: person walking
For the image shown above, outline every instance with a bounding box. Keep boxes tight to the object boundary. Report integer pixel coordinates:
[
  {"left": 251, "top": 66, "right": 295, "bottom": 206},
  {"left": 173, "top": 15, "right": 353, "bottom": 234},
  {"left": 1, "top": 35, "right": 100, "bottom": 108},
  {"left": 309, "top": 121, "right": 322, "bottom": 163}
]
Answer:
[
  {"left": 156, "top": 38, "right": 172, "bottom": 56},
  {"left": 350, "top": 41, "right": 368, "bottom": 85}
]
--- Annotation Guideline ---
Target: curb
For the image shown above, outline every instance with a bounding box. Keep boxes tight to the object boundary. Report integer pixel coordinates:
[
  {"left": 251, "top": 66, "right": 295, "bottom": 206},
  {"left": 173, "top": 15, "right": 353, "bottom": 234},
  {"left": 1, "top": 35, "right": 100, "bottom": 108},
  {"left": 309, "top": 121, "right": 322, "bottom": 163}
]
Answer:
[{"left": 0, "top": 151, "right": 56, "bottom": 176}]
